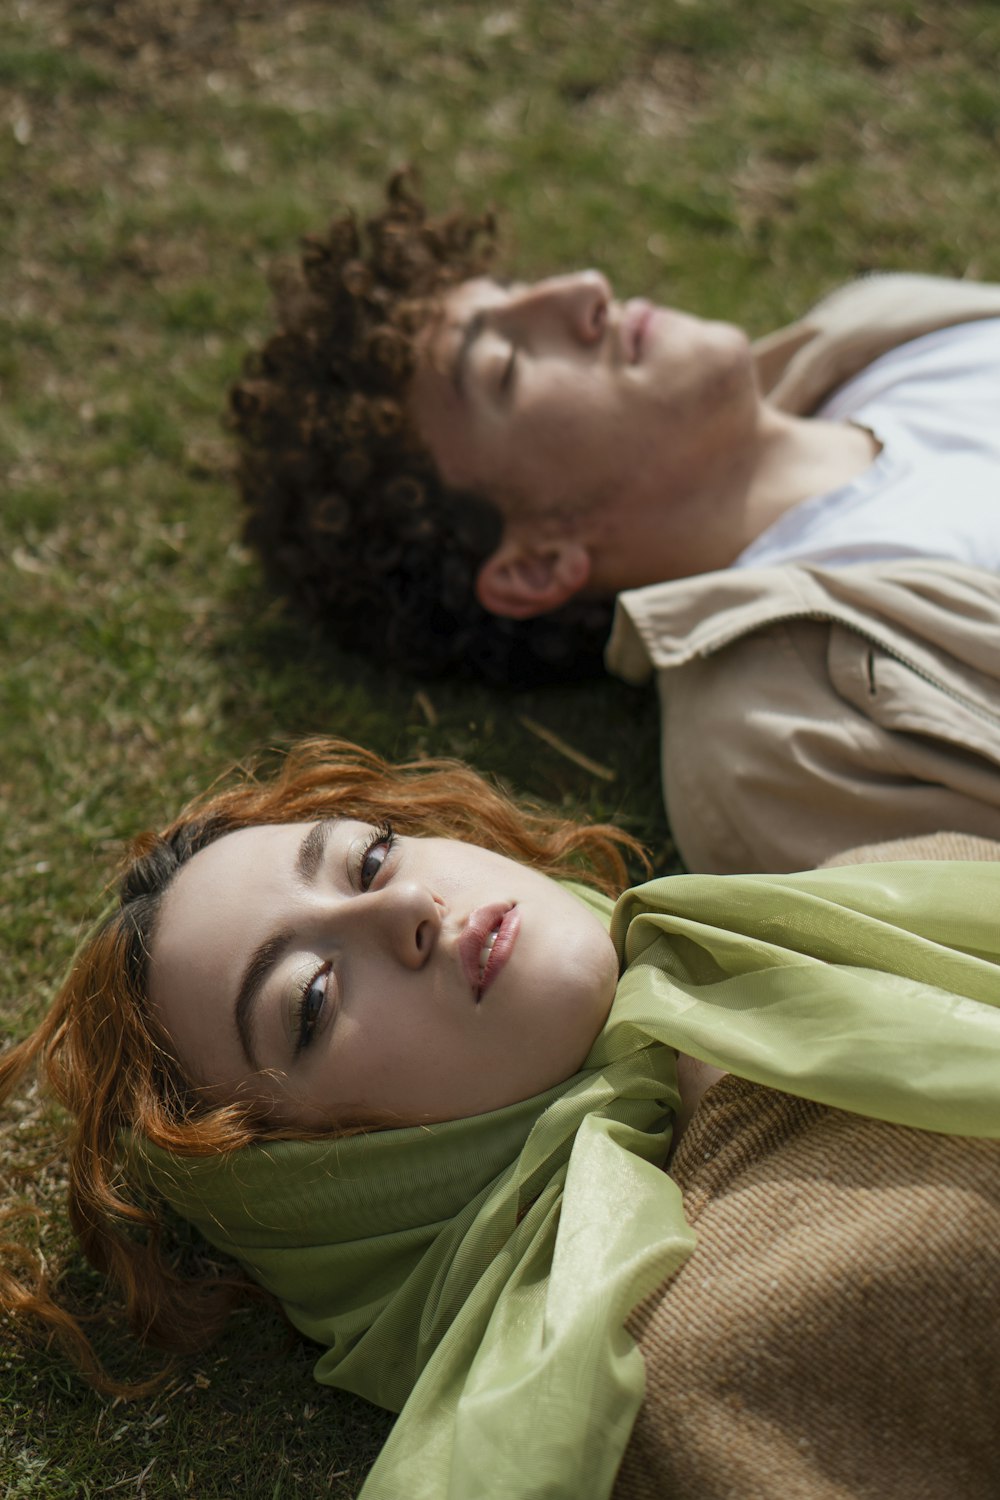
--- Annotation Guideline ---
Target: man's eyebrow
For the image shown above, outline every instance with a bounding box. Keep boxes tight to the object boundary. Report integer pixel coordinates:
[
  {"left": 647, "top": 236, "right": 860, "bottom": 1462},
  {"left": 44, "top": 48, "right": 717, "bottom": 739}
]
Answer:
[
  {"left": 453, "top": 310, "right": 486, "bottom": 396},
  {"left": 451, "top": 279, "right": 513, "bottom": 395},
  {"left": 233, "top": 821, "right": 336, "bottom": 1068}
]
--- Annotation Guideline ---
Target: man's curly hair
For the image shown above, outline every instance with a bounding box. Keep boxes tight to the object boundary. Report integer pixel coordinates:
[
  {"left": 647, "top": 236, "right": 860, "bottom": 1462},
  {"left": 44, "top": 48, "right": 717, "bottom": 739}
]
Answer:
[{"left": 228, "top": 170, "right": 614, "bottom": 685}]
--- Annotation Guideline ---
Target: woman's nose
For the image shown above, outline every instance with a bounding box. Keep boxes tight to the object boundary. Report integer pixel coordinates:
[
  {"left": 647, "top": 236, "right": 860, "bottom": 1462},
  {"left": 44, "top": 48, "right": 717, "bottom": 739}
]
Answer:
[
  {"left": 365, "top": 881, "right": 443, "bottom": 969},
  {"left": 505, "top": 270, "right": 611, "bottom": 344}
]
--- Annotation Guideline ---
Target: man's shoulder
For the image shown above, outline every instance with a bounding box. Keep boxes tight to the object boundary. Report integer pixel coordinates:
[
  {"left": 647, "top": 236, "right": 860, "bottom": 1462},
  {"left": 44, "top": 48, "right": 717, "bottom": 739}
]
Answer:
[
  {"left": 605, "top": 565, "right": 813, "bottom": 680},
  {"left": 754, "top": 273, "right": 1000, "bottom": 415},
  {"left": 605, "top": 558, "right": 1000, "bottom": 681}
]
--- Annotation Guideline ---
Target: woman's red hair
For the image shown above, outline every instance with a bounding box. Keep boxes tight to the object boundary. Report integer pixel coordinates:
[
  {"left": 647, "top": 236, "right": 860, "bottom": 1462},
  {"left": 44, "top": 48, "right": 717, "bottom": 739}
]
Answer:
[{"left": 1, "top": 738, "right": 644, "bottom": 1391}]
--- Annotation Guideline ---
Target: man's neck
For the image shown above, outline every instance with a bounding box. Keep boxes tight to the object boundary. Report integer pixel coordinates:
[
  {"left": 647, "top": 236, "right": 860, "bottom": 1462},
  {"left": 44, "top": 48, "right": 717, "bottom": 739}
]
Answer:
[
  {"left": 582, "top": 407, "right": 881, "bottom": 594},
  {"left": 739, "top": 407, "right": 880, "bottom": 555},
  {"left": 666, "top": 408, "right": 882, "bottom": 578}
]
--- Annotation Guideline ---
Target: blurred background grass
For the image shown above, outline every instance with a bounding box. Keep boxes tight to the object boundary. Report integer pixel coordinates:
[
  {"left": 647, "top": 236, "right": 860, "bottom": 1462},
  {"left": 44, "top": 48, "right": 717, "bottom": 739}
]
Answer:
[{"left": 2, "top": 0, "right": 999, "bottom": 1492}]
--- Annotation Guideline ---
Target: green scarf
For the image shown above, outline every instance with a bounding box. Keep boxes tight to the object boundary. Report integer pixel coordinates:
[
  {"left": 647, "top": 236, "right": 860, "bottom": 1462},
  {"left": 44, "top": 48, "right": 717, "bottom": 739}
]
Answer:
[{"left": 133, "top": 866, "right": 1000, "bottom": 1500}]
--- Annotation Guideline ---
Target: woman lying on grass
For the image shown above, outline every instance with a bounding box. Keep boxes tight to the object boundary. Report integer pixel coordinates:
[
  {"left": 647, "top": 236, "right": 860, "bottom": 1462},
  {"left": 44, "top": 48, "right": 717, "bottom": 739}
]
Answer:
[{"left": 2, "top": 738, "right": 999, "bottom": 1500}]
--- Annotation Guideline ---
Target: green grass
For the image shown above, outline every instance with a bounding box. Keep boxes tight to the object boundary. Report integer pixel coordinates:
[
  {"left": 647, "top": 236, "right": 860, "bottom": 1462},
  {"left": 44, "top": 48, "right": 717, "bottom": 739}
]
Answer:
[{"left": 3, "top": 0, "right": 1000, "bottom": 1491}]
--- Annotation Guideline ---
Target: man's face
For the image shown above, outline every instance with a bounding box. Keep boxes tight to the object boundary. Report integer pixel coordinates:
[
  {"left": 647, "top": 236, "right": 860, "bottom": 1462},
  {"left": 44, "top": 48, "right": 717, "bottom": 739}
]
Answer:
[{"left": 407, "top": 271, "right": 757, "bottom": 605}]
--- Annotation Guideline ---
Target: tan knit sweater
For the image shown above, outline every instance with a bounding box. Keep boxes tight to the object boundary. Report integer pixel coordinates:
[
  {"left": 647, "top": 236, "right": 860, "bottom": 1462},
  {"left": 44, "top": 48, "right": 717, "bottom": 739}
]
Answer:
[{"left": 614, "top": 833, "right": 1000, "bottom": 1500}]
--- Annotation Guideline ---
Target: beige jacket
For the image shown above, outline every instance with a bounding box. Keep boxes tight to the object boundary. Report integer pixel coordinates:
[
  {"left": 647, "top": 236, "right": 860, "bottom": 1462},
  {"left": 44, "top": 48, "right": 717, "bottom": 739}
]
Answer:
[{"left": 606, "top": 274, "right": 1000, "bottom": 874}]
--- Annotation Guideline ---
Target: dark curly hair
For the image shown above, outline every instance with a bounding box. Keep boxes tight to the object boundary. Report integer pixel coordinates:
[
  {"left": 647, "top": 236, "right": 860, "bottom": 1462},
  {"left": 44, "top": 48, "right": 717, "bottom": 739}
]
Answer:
[{"left": 228, "top": 170, "right": 614, "bottom": 685}]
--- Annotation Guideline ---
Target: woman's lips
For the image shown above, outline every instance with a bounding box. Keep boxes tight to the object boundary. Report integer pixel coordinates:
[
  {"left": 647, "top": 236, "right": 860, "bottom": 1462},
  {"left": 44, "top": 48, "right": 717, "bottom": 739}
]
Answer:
[{"left": 459, "top": 904, "right": 520, "bottom": 999}]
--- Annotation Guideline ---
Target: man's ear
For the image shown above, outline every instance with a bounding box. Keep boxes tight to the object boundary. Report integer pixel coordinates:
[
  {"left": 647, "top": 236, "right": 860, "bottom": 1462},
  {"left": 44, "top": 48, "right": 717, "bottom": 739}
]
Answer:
[{"left": 475, "top": 537, "right": 592, "bottom": 620}]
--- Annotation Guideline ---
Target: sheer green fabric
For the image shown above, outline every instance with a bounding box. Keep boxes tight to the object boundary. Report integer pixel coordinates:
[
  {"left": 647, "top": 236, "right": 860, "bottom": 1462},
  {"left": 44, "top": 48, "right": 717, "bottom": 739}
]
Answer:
[{"left": 133, "top": 865, "right": 1000, "bottom": 1500}]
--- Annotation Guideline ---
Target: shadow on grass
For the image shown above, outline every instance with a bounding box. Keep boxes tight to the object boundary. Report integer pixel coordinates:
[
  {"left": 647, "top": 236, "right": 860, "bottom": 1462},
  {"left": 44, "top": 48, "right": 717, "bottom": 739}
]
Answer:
[{"left": 209, "top": 568, "right": 679, "bottom": 883}]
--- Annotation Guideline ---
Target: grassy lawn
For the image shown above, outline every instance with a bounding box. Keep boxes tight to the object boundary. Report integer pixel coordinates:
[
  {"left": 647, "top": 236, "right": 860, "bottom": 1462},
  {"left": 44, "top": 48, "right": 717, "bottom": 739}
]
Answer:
[{"left": 2, "top": 0, "right": 999, "bottom": 1492}]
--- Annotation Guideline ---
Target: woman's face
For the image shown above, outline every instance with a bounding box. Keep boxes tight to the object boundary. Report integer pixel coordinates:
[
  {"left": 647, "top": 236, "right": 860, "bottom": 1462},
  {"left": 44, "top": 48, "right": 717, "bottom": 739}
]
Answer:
[{"left": 148, "top": 820, "right": 618, "bottom": 1128}]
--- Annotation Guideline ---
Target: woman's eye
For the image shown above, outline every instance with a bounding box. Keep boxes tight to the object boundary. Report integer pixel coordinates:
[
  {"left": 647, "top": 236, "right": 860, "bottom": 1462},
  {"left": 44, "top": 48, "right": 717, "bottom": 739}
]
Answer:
[
  {"left": 295, "top": 969, "right": 328, "bottom": 1054},
  {"left": 359, "top": 823, "right": 395, "bottom": 891}
]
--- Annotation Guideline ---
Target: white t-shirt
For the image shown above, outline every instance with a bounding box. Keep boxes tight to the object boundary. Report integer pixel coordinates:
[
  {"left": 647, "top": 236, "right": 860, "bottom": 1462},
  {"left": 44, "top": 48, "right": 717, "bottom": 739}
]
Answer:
[{"left": 734, "top": 318, "right": 1000, "bottom": 571}]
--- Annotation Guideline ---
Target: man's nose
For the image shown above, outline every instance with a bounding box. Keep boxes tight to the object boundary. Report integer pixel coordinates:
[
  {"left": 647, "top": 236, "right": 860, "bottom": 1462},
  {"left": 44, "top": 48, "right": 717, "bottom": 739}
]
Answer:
[
  {"left": 363, "top": 881, "right": 443, "bottom": 969},
  {"left": 504, "top": 270, "right": 611, "bottom": 344}
]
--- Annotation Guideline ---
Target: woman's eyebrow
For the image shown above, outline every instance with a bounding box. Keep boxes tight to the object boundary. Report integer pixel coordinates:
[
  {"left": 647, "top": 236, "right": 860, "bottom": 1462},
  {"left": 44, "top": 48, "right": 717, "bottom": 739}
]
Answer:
[
  {"left": 233, "top": 821, "right": 338, "bottom": 1067},
  {"left": 296, "top": 818, "right": 335, "bottom": 885},
  {"left": 235, "top": 927, "right": 295, "bottom": 1070}
]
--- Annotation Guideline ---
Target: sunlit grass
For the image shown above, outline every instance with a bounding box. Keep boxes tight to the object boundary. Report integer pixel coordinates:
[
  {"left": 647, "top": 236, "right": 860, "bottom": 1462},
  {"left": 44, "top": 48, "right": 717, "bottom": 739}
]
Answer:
[{"left": 3, "top": 0, "right": 1000, "bottom": 1491}]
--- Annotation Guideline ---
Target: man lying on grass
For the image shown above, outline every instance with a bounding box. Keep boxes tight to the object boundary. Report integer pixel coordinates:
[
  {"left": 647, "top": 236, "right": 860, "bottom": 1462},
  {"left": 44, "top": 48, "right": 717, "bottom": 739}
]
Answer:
[{"left": 230, "top": 170, "right": 1000, "bottom": 872}]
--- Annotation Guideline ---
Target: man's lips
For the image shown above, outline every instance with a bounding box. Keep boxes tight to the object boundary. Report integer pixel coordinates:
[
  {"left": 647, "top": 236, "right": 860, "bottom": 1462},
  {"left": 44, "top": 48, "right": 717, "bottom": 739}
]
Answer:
[
  {"left": 459, "top": 904, "right": 520, "bottom": 999},
  {"left": 624, "top": 298, "right": 654, "bottom": 363}
]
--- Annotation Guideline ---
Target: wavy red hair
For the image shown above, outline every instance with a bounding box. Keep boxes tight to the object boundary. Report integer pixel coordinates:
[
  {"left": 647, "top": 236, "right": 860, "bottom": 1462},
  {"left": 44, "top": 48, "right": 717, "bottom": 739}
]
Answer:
[{"left": 1, "top": 738, "right": 644, "bottom": 1391}]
